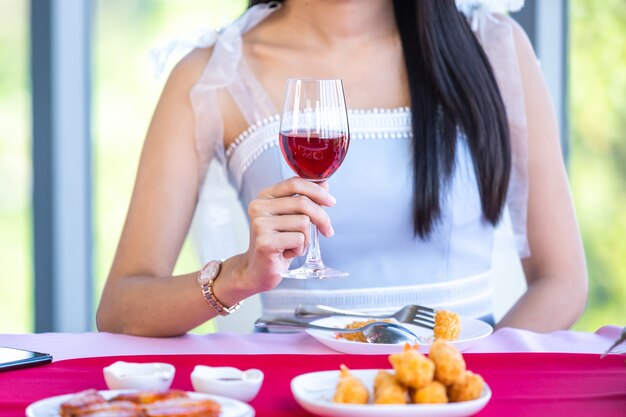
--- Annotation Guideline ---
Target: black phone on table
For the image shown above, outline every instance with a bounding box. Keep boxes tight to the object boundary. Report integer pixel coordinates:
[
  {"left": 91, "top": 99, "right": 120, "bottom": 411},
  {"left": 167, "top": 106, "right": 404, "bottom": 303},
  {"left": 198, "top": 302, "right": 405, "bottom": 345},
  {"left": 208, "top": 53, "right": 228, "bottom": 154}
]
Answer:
[{"left": 0, "top": 346, "right": 53, "bottom": 371}]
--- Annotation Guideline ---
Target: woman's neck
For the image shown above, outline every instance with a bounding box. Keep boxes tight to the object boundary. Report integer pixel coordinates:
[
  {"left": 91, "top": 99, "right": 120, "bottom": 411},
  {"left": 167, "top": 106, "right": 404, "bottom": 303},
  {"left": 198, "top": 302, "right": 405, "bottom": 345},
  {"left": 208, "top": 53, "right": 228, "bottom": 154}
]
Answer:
[{"left": 278, "top": 0, "right": 397, "bottom": 47}]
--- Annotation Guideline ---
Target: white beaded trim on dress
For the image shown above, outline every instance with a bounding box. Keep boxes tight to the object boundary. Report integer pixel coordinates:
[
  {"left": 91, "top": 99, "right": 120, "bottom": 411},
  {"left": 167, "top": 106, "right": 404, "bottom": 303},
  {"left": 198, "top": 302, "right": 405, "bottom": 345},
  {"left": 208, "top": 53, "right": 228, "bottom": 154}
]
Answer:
[{"left": 226, "top": 107, "right": 413, "bottom": 191}]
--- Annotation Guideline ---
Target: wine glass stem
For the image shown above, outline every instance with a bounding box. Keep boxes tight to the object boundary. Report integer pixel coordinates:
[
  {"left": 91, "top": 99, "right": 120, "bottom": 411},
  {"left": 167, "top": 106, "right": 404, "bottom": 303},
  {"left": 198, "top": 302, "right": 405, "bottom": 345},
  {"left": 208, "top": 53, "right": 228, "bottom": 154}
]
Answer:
[{"left": 303, "top": 222, "right": 324, "bottom": 269}]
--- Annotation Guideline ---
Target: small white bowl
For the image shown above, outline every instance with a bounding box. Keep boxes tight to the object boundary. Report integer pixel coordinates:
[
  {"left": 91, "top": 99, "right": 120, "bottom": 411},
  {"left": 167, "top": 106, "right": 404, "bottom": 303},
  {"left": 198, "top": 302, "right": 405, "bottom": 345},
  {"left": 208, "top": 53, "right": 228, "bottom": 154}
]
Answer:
[
  {"left": 191, "top": 365, "right": 264, "bottom": 403},
  {"left": 103, "top": 361, "right": 175, "bottom": 391}
]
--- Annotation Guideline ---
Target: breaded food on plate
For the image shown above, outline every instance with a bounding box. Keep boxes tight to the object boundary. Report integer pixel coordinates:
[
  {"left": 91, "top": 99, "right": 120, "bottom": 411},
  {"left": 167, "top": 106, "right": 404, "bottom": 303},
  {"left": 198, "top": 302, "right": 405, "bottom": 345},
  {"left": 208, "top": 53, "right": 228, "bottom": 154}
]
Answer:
[
  {"left": 434, "top": 310, "right": 461, "bottom": 341},
  {"left": 448, "top": 370, "right": 485, "bottom": 402},
  {"left": 333, "top": 364, "right": 370, "bottom": 404},
  {"left": 332, "top": 341, "right": 486, "bottom": 405},
  {"left": 337, "top": 319, "right": 393, "bottom": 342},
  {"left": 412, "top": 380, "right": 448, "bottom": 404},
  {"left": 429, "top": 339, "right": 466, "bottom": 385},
  {"left": 388, "top": 344, "right": 435, "bottom": 390},
  {"left": 373, "top": 370, "right": 407, "bottom": 404}
]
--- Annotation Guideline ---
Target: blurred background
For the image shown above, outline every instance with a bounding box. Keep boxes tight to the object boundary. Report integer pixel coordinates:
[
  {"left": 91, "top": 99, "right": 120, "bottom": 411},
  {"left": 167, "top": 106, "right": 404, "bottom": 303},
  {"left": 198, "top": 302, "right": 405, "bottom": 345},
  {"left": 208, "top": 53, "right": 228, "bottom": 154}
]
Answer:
[{"left": 0, "top": 0, "right": 623, "bottom": 333}]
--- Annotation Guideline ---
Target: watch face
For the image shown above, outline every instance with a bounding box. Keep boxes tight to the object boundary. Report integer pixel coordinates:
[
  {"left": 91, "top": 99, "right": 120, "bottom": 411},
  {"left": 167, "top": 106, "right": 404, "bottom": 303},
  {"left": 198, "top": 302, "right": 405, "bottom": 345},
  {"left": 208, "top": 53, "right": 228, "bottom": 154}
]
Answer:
[{"left": 198, "top": 260, "right": 221, "bottom": 285}]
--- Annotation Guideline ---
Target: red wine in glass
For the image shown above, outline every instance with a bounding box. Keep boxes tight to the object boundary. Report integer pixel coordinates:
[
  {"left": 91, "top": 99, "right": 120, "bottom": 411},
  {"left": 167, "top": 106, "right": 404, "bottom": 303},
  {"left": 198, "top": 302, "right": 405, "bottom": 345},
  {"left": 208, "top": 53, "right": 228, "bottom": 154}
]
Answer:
[
  {"left": 279, "top": 131, "right": 349, "bottom": 182},
  {"left": 279, "top": 78, "right": 350, "bottom": 279}
]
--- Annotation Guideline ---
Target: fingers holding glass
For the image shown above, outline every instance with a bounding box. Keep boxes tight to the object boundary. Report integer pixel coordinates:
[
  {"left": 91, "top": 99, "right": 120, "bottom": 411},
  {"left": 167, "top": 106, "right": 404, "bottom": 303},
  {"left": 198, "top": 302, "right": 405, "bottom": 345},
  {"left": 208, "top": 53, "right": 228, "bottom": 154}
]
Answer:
[{"left": 244, "top": 180, "right": 336, "bottom": 292}]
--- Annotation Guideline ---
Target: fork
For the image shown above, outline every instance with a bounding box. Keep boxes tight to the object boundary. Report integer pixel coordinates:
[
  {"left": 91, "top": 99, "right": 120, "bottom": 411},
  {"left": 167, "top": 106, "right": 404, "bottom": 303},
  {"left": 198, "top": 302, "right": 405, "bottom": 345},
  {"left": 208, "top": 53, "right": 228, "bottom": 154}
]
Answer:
[
  {"left": 295, "top": 304, "right": 436, "bottom": 330},
  {"left": 254, "top": 316, "right": 420, "bottom": 344}
]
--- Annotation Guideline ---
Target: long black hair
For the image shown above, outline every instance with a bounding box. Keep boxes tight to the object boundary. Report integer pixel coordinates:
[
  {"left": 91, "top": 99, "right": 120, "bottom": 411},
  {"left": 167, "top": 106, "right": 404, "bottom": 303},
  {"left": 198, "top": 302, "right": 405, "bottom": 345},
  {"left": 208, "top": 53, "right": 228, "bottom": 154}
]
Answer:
[{"left": 249, "top": 0, "right": 511, "bottom": 238}]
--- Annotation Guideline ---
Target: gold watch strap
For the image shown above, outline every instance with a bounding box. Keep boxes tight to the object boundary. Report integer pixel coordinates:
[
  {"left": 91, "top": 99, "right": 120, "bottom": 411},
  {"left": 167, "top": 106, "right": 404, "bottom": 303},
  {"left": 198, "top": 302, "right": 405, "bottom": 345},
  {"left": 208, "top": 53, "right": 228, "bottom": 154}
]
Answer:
[{"left": 198, "top": 260, "right": 243, "bottom": 316}]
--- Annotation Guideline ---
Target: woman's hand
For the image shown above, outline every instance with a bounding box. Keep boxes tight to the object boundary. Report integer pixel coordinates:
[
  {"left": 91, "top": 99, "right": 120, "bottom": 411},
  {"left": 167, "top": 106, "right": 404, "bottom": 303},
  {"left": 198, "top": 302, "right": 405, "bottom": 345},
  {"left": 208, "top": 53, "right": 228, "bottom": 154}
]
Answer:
[{"left": 241, "top": 176, "right": 336, "bottom": 293}]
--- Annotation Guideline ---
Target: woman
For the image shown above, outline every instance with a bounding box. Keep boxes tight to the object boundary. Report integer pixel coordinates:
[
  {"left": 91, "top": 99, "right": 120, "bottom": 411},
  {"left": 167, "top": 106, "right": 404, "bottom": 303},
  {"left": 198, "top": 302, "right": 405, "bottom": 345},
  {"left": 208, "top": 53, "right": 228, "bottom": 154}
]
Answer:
[{"left": 96, "top": 0, "right": 587, "bottom": 336}]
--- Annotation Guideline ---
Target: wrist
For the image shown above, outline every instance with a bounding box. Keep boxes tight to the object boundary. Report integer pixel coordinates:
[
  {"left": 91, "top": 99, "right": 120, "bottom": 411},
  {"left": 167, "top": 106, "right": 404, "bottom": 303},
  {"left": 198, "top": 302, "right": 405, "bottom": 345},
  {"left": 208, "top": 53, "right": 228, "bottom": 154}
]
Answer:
[{"left": 212, "top": 254, "right": 254, "bottom": 307}]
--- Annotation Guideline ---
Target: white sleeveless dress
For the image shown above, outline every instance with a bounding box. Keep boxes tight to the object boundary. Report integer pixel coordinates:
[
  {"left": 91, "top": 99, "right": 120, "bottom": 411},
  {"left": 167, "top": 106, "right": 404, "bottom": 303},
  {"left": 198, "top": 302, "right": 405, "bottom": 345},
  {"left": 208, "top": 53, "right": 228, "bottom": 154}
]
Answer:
[{"left": 176, "top": 3, "right": 530, "bottom": 322}]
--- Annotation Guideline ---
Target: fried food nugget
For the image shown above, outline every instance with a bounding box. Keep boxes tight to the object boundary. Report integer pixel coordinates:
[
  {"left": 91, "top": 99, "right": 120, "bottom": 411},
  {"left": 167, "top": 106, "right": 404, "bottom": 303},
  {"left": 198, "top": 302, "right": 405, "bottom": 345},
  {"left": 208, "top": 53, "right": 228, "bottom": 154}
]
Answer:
[
  {"left": 388, "top": 344, "right": 435, "bottom": 390},
  {"left": 412, "top": 381, "right": 448, "bottom": 404},
  {"left": 337, "top": 319, "right": 393, "bottom": 342},
  {"left": 333, "top": 364, "right": 370, "bottom": 404},
  {"left": 434, "top": 310, "right": 461, "bottom": 341},
  {"left": 448, "top": 370, "right": 485, "bottom": 402},
  {"left": 373, "top": 371, "right": 407, "bottom": 404},
  {"left": 429, "top": 340, "right": 466, "bottom": 385}
]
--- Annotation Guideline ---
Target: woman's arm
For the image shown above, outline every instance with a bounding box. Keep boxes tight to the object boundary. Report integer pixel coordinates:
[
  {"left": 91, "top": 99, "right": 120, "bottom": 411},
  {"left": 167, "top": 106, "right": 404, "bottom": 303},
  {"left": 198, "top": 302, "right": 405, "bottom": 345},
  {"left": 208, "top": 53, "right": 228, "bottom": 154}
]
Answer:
[
  {"left": 96, "top": 49, "right": 227, "bottom": 336},
  {"left": 96, "top": 49, "right": 334, "bottom": 336},
  {"left": 496, "top": 20, "right": 588, "bottom": 331}
]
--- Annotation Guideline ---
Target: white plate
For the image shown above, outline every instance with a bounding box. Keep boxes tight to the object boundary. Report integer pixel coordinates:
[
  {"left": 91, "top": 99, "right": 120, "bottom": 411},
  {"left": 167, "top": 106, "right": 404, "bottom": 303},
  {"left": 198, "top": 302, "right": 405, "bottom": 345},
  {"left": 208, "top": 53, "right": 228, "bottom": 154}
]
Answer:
[
  {"left": 306, "top": 316, "right": 492, "bottom": 355},
  {"left": 25, "top": 390, "right": 255, "bottom": 417},
  {"left": 291, "top": 369, "right": 491, "bottom": 417}
]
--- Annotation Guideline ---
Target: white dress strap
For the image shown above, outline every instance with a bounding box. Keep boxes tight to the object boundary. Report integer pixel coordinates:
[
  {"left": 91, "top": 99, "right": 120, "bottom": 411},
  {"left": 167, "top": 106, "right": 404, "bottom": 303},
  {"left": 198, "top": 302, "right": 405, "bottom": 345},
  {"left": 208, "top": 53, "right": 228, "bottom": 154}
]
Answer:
[
  {"left": 227, "top": 59, "right": 278, "bottom": 126},
  {"left": 474, "top": 14, "right": 531, "bottom": 258},
  {"left": 182, "top": 3, "right": 281, "bottom": 262},
  {"left": 190, "top": 2, "right": 281, "bottom": 174}
]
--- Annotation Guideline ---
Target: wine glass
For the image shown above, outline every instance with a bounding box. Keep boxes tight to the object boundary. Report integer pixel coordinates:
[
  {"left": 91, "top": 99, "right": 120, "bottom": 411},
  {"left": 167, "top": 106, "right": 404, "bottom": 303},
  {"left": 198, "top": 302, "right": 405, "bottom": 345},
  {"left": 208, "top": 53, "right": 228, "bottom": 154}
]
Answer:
[{"left": 279, "top": 78, "right": 350, "bottom": 279}]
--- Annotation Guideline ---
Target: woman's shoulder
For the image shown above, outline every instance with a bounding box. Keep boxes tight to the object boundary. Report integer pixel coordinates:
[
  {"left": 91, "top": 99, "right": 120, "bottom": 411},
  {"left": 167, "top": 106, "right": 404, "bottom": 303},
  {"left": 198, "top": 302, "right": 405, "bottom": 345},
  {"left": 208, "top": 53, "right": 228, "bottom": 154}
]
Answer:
[
  {"left": 170, "top": 31, "right": 276, "bottom": 92},
  {"left": 162, "top": 46, "right": 215, "bottom": 98},
  {"left": 165, "top": 4, "right": 285, "bottom": 92}
]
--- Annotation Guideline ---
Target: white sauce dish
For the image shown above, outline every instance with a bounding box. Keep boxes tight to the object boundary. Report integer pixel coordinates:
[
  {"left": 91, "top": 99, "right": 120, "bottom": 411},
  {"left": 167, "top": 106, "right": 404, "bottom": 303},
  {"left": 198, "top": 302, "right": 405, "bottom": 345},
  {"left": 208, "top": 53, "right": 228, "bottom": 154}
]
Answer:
[
  {"left": 103, "top": 361, "right": 175, "bottom": 391},
  {"left": 191, "top": 365, "right": 264, "bottom": 403}
]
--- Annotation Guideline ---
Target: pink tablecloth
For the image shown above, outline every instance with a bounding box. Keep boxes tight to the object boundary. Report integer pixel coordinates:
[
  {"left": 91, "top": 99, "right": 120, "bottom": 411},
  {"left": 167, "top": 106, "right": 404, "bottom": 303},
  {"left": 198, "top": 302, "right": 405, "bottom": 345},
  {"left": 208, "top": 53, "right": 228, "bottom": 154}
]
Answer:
[
  {"left": 2, "top": 353, "right": 626, "bottom": 417},
  {"left": 1, "top": 326, "right": 625, "bottom": 417},
  {"left": 0, "top": 326, "right": 622, "bottom": 361}
]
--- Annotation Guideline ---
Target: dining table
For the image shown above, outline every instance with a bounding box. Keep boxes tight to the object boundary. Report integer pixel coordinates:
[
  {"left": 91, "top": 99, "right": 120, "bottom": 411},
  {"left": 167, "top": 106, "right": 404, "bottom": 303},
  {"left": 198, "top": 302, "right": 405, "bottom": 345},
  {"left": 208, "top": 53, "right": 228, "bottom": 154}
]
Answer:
[{"left": 0, "top": 325, "right": 625, "bottom": 417}]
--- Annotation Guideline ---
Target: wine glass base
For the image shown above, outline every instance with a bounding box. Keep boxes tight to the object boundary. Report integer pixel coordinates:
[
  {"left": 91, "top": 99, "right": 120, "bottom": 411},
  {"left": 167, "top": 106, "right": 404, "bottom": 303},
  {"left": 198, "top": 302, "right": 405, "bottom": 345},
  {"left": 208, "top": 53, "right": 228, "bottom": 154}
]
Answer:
[{"left": 281, "top": 265, "right": 348, "bottom": 280}]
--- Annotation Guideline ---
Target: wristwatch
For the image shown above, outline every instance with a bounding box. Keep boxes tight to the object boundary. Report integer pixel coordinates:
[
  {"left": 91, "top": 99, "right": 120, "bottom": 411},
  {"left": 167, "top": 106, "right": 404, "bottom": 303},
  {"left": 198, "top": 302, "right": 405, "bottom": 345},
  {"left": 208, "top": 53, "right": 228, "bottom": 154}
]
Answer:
[{"left": 197, "top": 260, "right": 243, "bottom": 316}]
